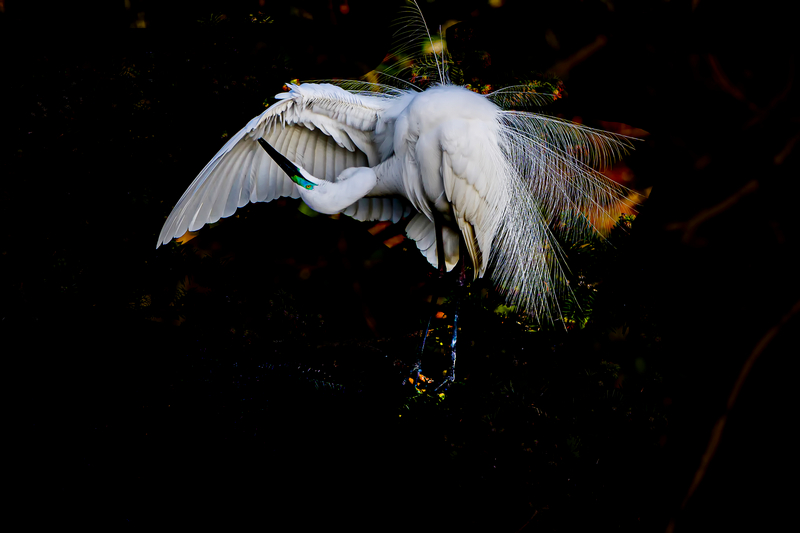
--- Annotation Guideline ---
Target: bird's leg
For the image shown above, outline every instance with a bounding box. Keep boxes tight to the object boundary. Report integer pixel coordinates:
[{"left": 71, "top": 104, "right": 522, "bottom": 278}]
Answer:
[
  {"left": 435, "top": 248, "right": 466, "bottom": 393},
  {"left": 407, "top": 214, "right": 447, "bottom": 391}
]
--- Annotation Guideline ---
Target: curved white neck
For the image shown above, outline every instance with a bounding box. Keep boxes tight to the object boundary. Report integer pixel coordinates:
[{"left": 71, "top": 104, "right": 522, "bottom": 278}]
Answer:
[
  {"left": 258, "top": 138, "right": 378, "bottom": 215},
  {"left": 296, "top": 166, "right": 378, "bottom": 215}
]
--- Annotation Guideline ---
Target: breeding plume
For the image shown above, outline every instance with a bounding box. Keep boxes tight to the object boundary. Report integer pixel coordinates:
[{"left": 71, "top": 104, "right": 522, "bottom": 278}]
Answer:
[{"left": 157, "top": 5, "right": 637, "bottom": 383}]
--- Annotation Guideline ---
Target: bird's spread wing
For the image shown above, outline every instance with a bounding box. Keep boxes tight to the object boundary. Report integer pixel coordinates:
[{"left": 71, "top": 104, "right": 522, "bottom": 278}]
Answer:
[{"left": 157, "top": 83, "right": 393, "bottom": 247}]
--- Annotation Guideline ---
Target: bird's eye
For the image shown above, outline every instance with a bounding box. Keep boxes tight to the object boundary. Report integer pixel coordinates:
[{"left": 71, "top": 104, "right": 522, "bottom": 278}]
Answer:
[{"left": 306, "top": 185, "right": 312, "bottom": 190}]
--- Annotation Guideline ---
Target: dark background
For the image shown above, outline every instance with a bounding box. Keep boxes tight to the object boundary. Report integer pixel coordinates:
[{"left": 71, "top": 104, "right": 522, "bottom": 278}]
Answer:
[{"left": 3, "top": 0, "right": 797, "bottom": 530}]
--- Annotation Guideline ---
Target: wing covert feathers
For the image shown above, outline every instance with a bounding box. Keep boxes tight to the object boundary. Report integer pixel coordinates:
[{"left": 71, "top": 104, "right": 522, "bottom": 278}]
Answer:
[
  {"left": 342, "top": 197, "right": 413, "bottom": 224},
  {"left": 157, "top": 83, "right": 390, "bottom": 247}
]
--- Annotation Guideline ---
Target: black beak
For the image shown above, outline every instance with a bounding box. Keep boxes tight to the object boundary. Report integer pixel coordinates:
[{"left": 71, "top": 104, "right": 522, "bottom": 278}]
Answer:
[{"left": 258, "top": 138, "right": 300, "bottom": 179}]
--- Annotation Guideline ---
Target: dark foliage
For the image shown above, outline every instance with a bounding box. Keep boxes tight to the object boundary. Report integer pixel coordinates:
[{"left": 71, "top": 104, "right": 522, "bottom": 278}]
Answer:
[{"left": 4, "top": 1, "right": 797, "bottom": 531}]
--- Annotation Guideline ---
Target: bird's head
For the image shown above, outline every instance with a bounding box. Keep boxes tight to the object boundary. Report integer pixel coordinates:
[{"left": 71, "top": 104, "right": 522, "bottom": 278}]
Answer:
[
  {"left": 259, "top": 137, "right": 377, "bottom": 215},
  {"left": 257, "top": 138, "right": 320, "bottom": 191}
]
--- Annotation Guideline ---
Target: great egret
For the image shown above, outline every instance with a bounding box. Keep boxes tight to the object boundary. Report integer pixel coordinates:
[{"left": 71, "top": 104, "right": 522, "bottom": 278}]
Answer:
[{"left": 157, "top": 4, "right": 638, "bottom": 389}]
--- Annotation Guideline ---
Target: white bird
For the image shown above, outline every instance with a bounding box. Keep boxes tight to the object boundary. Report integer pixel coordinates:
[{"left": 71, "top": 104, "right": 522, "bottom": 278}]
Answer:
[{"left": 157, "top": 4, "right": 638, "bottom": 387}]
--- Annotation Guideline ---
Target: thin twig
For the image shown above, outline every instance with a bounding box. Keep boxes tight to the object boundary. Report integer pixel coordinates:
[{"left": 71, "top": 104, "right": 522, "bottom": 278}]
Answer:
[
  {"left": 666, "top": 298, "right": 800, "bottom": 533},
  {"left": 514, "top": 510, "right": 539, "bottom": 532},
  {"left": 666, "top": 179, "right": 759, "bottom": 245}
]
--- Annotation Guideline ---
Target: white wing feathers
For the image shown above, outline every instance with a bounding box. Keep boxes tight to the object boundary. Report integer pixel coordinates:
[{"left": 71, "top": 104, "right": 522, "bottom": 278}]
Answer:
[
  {"left": 405, "top": 213, "right": 461, "bottom": 271},
  {"left": 157, "top": 83, "right": 392, "bottom": 247},
  {"left": 342, "top": 197, "right": 413, "bottom": 224},
  {"left": 439, "top": 118, "right": 510, "bottom": 279}
]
